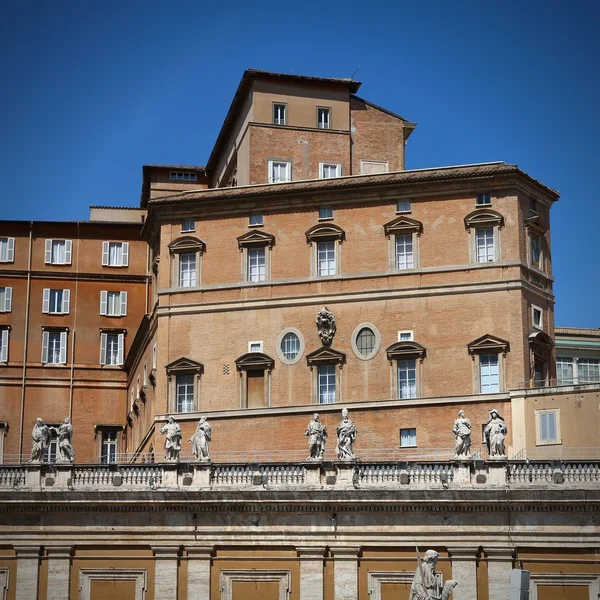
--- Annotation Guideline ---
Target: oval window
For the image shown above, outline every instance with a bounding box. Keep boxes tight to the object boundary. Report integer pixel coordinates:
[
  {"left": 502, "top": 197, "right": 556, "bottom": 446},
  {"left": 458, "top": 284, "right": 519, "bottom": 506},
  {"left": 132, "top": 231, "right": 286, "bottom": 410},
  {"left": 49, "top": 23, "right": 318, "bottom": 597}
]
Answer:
[
  {"left": 281, "top": 332, "right": 300, "bottom": 361},
  {"left": 356, "top": 327, "right": 376, "bottom": 357}
]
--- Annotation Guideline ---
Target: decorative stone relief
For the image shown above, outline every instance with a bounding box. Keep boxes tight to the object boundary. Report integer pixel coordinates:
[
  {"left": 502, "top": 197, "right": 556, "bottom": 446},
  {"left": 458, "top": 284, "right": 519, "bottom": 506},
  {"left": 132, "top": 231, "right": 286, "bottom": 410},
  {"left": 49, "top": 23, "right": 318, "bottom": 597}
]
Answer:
[
  {"left": 452, "top": 410, "right": 472, "bottom": 458},
  {"left": 316, "top": 306, "right": 336, "bottom": 347},
  {"left": 304, "top": 413, "right": 327, "bottom": 460},
  {"left": 484, "top": 409, "right": 507, "bottom": 457},
  {"left": 159, "top": 416, "right": 182, "bottom": 462},
  {"left": 336, "top": 408, "right": 356, "bottom": 461},
  {"left": 189, "top": 417, "right": 211, "bottom": 461}
]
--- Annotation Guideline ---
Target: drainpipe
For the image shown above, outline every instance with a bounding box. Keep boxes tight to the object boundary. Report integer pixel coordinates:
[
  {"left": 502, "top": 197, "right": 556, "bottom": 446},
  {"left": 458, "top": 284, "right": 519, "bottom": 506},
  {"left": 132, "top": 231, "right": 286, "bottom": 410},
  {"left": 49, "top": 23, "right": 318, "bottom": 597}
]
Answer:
[
  {"left": 68, "top": 222, "right": 80, "bottom": 419},
  {"left": 18, "top": 222, "right": 33, "bottom": 456}
]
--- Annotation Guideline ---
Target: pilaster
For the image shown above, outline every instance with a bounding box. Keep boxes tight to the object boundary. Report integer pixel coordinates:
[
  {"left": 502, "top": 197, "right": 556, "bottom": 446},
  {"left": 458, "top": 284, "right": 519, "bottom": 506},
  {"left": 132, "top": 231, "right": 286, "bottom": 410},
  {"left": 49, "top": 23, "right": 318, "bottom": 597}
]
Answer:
[
  {"left": 46, "top": 546, "right": 72, "bottom": 600},
  {"left": 448, "top": 547, "right": 478, "bottom": 600},
  {"left": 332, "top": 546, "right": 360, "bottom": 600},
  {"left": 15, "top": 545, "right": 40, "bottom": 600},
  {"left": 485, "top": 547, "right": 514, "bottom": 600},
  {"left": 186, "top": 546, "right": 213, "bottom": 599},
  {"left": 297, "top": 546, "right": 326, "bottom": 600},
  {"left": 153, "top": 546, "right": 180, "bottom": 600}
]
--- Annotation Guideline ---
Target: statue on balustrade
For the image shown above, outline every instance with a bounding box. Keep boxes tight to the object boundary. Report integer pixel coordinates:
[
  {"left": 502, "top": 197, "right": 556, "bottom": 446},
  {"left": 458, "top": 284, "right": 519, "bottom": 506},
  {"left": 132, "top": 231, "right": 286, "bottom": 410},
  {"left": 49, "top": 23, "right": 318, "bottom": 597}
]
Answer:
[
  {"left": 316, "top": 306, "right": 336, "bottom": 347},
  {"left": 335, "top": 408, "right": 357, "bottom": 461},
  {"left": 53, "top": 417, "right": 75, "bottom": 463},
  {"left": 189, "top": 416, "right": 211, "bottom": 461},
  {"left": 29, "top": 418, "right": 51, "bottom": 463},
  {"left": 410, "top": 549, "right": 458, "bottom": 600},
  {"left": 484, "top": 409, "right": 507, "bottom": 457},
  {"left": 452, "top": 410, "right": 472, "bottom": 458},
  {"left": 159, "top": 416, "right": 182, "bottom": 462},
  {"left": 305, "top": 413, "right": 327, "bottom": 460}
]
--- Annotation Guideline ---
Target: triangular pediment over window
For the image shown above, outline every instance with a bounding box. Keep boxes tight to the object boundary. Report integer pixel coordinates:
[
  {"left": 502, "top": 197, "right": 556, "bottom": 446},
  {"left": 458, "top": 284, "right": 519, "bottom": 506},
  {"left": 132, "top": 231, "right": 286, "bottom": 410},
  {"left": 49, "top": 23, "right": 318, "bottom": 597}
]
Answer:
[
  {"left": 383, "top": 215, "right": 423, "bottom": 237},
  {"left": 525, "top": 215, "right": 547, "bottom": 233},
  {"left": 464, "top": 210, "right": 504, "bottom": 232},
  {"left": 235, "top": 352, "right": 275, "bottom": 372},
  {"left": 168, "top": 236, "right": 206, "bottom": 254},
  {"left": 467, "top": 334, "right": 510, "bottom": 356},
  {"left": 165, "top": 357, "right": 204, "bottom": 375},
  {"left": 386, "top": 341, "right": 426, "bottom": 363},
  {"left": 305, "top": 223, "right": 345, "bottom": 243},
  {"left": 306, "top": 346, "right": 346, "bottom": 367},
  {"left": 237, "top": 230, "right": 275, "bottom": 249}
]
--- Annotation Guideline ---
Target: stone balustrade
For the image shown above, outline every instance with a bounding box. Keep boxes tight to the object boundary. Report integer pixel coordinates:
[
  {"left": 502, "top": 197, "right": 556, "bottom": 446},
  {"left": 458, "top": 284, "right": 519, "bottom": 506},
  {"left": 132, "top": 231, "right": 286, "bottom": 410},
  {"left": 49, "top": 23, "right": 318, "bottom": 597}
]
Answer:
[{"left": 0, "top": 459, "right": 598, "bottom": 492}]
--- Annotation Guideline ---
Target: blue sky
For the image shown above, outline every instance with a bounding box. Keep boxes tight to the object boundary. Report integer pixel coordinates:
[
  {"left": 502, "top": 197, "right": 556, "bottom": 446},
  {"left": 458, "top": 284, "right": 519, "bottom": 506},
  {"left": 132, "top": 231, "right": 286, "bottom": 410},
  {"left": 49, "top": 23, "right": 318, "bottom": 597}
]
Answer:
[{"left": 0, "top": 0, "right": 598, "bottom": 327}]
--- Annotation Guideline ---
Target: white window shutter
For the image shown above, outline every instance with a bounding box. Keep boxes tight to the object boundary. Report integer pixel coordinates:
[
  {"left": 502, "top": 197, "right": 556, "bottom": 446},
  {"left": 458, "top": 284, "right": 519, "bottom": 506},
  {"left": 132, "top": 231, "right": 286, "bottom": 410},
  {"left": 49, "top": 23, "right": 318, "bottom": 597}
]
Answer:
[
  {"left": 1, "top": 329, "right": 8, "bottom": 362},
  {"left": 62, "top": 289, "right": 70, "bottom": 314},
  {"left": 65, "top": 240, "right": 73, "bottom": 265},
  {"left": 122, "top": 242, "right": 129, "bottom": 267},
  {"left": 59, "top": 331, "right": 67, "bottom": 364},
  {"left": 4, "top": 287, "right": 12, "bottom": 312},
  {"left": 117, "top": 333, "right": 124, "bottom": 365},
  {"left": 41, "top": 331, "right": 49, "bottom": 363},
  {"left": 99, "top": 333, "right": 107, "bottom": 365},
  {"left": 42, "top": 289, "right": 50, "bottom": 314},
  {"left": 7, "top": 238, "right": 15, "bottom": 262},
  {"left": 100, "top": 291, "right": 107, "bottom": 316},
  {"left": 268, "top": 161, "right": 274, "bottom": 184},
  {"left": 120, "top": 291, "right": 128, "bottom": 316},
  {"left": 45, "top": 240, "right": 52, "bottom": 264},
  {"left": 102, "top": 241, "right": 109, "bottom": 266}
]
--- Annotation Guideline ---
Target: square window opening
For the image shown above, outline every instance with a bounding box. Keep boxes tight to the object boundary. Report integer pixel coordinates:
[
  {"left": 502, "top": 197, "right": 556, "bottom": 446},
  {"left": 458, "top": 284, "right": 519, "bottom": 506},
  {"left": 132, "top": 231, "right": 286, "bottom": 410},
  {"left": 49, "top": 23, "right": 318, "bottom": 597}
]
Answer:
[
  {"left": 476, "top": 193, "right": 492, "bottom": 206},
  {"left": 400, "top": 428, "right": 417, "bottom": 447},
  {"left": 396, "top": 200, "right": 411, "bottom": 213}
]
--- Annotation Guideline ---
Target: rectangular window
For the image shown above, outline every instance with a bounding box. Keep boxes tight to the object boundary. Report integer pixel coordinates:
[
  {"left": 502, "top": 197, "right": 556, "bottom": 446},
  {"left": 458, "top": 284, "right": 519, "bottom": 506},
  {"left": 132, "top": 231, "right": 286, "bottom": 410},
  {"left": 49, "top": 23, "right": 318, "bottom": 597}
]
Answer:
[
  {"left": 475, "top": 228, "right": 495, "bottom": 262},
  {"left": 318, "top": 365, "right": 336, "bottom": 404},
  {"left": 538, "top": 410, "right": 558, "bottom": 444},
  {"left": 578, "top": 359, "right": 600, "bottom": 384},
  {"left": 556, "top": 357, "right": 574, "bottom": 385},
  {"left": 273, "top": 103, "right": 286, "bottom": 125},
  {"left": 317, "top": 107, "right": 331, "bottom": 129},
  {"left": 179, "top": 253, "right": 197, "bottom": 287},
  {"left": 248, "top": 341, "right": 263, "bottom": 353},
  {"left": 100, "top": 332, "right": 124, "bottom": 366},
  {"left": 169, "top": 171, "right": 197, "bottom": 181},
  {"left": 532, "top": 306, "right": 543, "bottom": 329},
  {"left": 0, "top": 237, "right": 15, "bottom": 262},
  {"left": 249, "top": 214, "right": 263, "bottom": 226},
  {"left": 530, "top": 233, "right": 542, "bottom": 269},
  {"left": 100, "top": 430, "right": 118, "bottom": 464},
  {"left": 45, "top": 239, "right": 72, "bottom": 265},
  {"left": 176, "top": 374, "right": 195, "bottom": 413},
  {"left": 0, "top": 329, "right": 8, "bottom": 362},
  {"left": 182, "top": 220, "right": 195, "bottom": 232},
  {"left": 42, "top": 288, "right": 70, "bottom": 314},
  {"left": 319, "top": 163, "right": 341, "bottom": 179},
  {"left": 317, "top": 240, "right": 336, "bottom": 276},
  {"left": 46, "top": 430, "right": 58, "bottom": 463},
  {"left": 398, "top": 330, "right": 414, "bottom": 342},
  {"left": 0, "top": 287, "right": 12, "bottom": 312},
  {"left": 152, "top": 343, "right": 157, "bottom": 369},
  {"left": 480, "top": 354, "right": 500, "bottom": 393},
  {"left": 319, "top": 207, "right": 334, "bottom": 220},
  {"left": 476, "top": 193, "right": 491, "bottom": 205},
  {"left": 248, "top": 247, "right": 266, "bottom": 282},
  {"left": 397, "top": 359, "right": 417, "bottom": 399},
  {"left": 400, "top": 428, "right": 417, "bottom": 447},
  {"left": 42, "top": 330, "right": 67, "bottom": 364},
  {"left": 100, "top": 291, "right": 127, "bottom": 316},
  {"left": 396, "top": 200, "right": 411, "bottom": 213},
  {"left": 268, "top": 160, "right": 291, "bottom": 183},
  {"left": 530, "top": 198, "right": 538, "bottom": 215},
  {"left": 395, "top": 234, "right": 414, "bottom": 269},
  {"left": 102, "top": 242, "right": 129, "bottom": 267}
]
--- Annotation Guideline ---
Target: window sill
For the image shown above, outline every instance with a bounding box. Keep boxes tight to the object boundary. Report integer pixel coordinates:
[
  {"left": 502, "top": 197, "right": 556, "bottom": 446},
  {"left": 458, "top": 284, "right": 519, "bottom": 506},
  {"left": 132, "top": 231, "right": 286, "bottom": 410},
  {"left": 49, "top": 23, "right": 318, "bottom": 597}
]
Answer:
[
  {"left": 476, "top": 203, "right": 493, "bottom": 208},
  {"left": 248, "top": 223, "right": 264, "bottom": 228},
  {"left": 317, "top": 217, "right": 334, "bottom": 222},
  {"left": 395, "top": 210, "right": 412, "bottom": 215},
  {"left": 181, "top": 230, "right": 196, "bottom": 234},
  {"left": 399, "top": 445, "right": 418, "bottom": 449},
  {"left": 536, "top": 440, "right": 562, "bottom": 447}
]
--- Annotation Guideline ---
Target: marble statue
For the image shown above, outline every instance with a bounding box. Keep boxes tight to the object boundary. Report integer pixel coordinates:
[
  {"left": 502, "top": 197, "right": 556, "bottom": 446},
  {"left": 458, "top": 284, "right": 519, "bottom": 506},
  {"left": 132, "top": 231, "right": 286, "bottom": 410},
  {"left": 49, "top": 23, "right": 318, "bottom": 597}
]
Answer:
[
  {"left": 410, "top": 549, "right": 458, "bottom": 600},
  {"left": 335, "top": 408, "right": 356, "bottom": 461},
  {"left": 29, "top": 418, "right": 51, "bottom": 463},
  {"left": 304, "top": 413, "right": 327, "bottom": 460},
  {"left": 316, "top": 306, "right": 336, "bottom": 347},
  {"left": 53, "top": 417, "right": 75, "bottom": 463},
  {"left": 189, "top": 416, "right": 211, "bottom": 461},
  {"left": 452, "top": 410, "right": 472, "bottom": 458},
  {"left": 484, "top": 409, "right": 507, "bottom": 457},
  {"left": 159, "top": 416, "right": 182, "bottom": 462}
]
